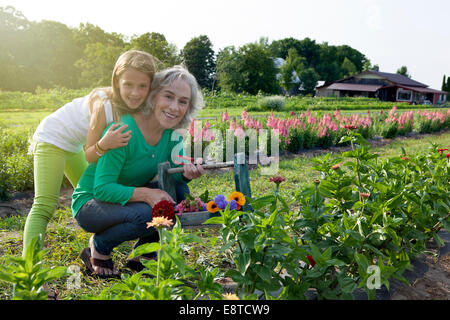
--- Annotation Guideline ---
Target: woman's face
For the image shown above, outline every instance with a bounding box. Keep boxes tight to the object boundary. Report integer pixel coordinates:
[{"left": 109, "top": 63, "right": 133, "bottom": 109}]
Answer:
[
  {"left": 153, "top": 78, "right": 191, "bottom": 129},
  {"left": 118, "top": 68, "right": 151, "bottom": 110}
]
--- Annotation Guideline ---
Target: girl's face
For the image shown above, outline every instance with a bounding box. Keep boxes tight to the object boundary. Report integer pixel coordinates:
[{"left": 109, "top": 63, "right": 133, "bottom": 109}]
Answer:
[
  {"left": 153, "top": 78, "right": 191, "bottom": 129},
  {"left": 118, "top": 68, "right": 151, "bottom": 110}
]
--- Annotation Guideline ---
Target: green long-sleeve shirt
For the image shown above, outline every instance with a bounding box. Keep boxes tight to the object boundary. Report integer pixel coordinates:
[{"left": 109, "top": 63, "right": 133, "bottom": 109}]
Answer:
[{"left": 71, "top": 114, "right": 187, "bottom": 217}]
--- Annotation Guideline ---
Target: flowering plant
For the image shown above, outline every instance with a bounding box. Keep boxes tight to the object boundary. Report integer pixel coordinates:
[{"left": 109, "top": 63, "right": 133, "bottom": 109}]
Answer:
[
  {"left": 206, "top": 191, "right": 246, "bottom": 213},
  {"left": 175, "top": 195, "right": 206, "bottom": 214},
  {"left": 152, "top": 200, "right": 175, "bottom": 222}
]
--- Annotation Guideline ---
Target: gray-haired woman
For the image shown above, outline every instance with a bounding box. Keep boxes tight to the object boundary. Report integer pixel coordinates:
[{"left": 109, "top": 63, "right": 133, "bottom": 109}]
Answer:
[{"left": 72, "top": 65, "right": 205, "bottom": 277}]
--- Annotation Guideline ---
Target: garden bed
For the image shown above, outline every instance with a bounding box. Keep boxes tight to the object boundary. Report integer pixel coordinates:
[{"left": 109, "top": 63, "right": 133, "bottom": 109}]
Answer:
[{"left": 1, "top": 130, "right": 449, "bottom": 300}]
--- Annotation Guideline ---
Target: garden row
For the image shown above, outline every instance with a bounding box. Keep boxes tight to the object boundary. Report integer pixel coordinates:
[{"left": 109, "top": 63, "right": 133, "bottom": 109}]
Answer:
[
  {"left": 2, "top": 130, "right": 449, "bottom": 299},
  {"left": 187, "top": 107, "right": 450, "bottom": 160},
  {"left": 0, "top": 87, "right": 438, "bottom": 112}
]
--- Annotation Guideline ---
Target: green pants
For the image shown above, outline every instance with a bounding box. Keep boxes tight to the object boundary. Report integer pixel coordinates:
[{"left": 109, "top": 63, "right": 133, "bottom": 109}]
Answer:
[{"left": 22, "top": 142, "right": 88, "bottom": 255}]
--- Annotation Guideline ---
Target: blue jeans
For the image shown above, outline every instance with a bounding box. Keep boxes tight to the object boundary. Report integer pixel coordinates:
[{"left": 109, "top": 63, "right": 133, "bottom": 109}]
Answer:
[{"left": 75, "top": 181, "right": 189, "bottom": 256}]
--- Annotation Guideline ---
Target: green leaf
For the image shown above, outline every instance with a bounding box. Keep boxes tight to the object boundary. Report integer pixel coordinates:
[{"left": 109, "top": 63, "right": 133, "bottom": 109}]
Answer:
[
  {"left": 310, "top": 243, "right": 323, "bottom": 265},
  {"left": 236, "top": 252, "right": 251, "bottom": 276},
  {"left": 203, "top": 216, "right": 224, "bottom": 225},
  {"left": 386, "top": 195, "right": 403, "bottom": 210},
  {"left": 339, "top": 136, "right": 352, "bottom": 144},
  {"left": 339, "top": 276, "right": 358, "bottom": 294},
  {"left": 352, "top": 201, "right": 364, "bottom": 211},
  {"left": 432, "top": 233, "right": 444, "bottom": 247},
  {"left": 199, "top": 189, "right": 209, "bottom": 203},
  {"left": 129, "top": 242, "right": 160, "bottom": 259},
  {"left": 40, "top": 266, "right": 67, "bottom": 281}
]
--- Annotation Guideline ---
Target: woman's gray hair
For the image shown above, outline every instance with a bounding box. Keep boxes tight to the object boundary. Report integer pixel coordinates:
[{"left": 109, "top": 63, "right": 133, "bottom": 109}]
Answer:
[{"left": 143, "top": 65, "right": 204, "bottom": 129}]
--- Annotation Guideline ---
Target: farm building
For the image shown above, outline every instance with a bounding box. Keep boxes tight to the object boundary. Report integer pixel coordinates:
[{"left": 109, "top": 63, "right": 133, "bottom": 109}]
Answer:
[{"left": 315, "top": 70, "right": 448, "bottom": 105}]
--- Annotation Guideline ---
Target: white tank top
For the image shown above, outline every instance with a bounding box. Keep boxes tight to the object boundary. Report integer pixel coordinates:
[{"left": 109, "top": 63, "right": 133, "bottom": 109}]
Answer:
[{"left": 32, "top": 91, "right": 114, "bottom": 153}]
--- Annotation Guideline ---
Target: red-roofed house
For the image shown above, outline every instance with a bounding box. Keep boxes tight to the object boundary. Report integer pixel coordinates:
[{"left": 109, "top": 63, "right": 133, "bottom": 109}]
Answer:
[{"left": 315, "top": 70, "right": 447, "bottom": 104}]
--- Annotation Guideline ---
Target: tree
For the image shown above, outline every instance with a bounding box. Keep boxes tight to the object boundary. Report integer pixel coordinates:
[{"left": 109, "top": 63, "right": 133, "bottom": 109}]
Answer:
[
  {"left": 336, "top": 45, "right": 367, "bottom": 74},
  {"left": 447, "top": 77, "right": 450, "bottom": 100},
  {"left": 0, "top": 6, "right": 30, "bottom": 90},
  {"left": 73, "top": 22, "right": 126, "bottom": 50},
  {"left": 130, "top": 32, "right": 180, "bottom": 68},
  {"left": 181, "top": 35, "right": 216, "bottom": 89},
  {"left": 296, "top": 65, "right": 320, "bottom": 95},
  {"left": 396, "top": 66, "right": 411, "bottom": 78},
  {"left": 316, "top": 43, "right": 339, "bottom": 82},
  {"left": 340, "top": 57, "right": 357, "bottom": 78},
  {"left": 26, "top": 20, "right": 81, "bottom": 89},
  {"left": 75, "top": 42, "right": 125, "bottom": 87},
  {"left": 268, "top": 37, "right": 302, "bottom": 59},
  {"left": 279, "top": 48, "right": 305, "bottom": 93},
  {"left": 442, "top": 75, "right": 446, "bottom": 91},
  {"left": 216, "top": 41, "right": 278, "bottom": 94}
]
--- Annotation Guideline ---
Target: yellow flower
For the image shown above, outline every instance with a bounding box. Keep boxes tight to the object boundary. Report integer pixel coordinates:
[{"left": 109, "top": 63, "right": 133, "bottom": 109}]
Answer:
[
  {"left": 229, "top": 191, "right": 246, "bottom": 206},
  {"left": 146, "top": 216, "right": 173, "bottom": 229},
  {"left": 206, "top": 201, "right": 220, "bottom": 213},
  {"left": 222, "top": 293, "right": 240, "bottom": 300}
]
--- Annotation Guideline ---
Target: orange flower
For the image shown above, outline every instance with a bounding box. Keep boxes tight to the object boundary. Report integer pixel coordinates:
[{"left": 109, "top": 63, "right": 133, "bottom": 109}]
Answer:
[
  {"left": 331, "top": 164, "right": 341, "bottom": 170},
  {"left": 206, "top": 201, "right": 220, "bottom": 213},
  {"left": 360, "top": 192, "right": 370, "bottom": 199},
  {"left": 229, "top": 191, "right": 246, "bottom": 206},
  {"left": 146, "top": 216, "right": 173, "bottom": 229}
]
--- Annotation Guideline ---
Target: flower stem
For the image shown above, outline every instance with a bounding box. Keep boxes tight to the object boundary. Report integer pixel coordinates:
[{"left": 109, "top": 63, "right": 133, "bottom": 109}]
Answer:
[{"left": 156, "top": 228, "right": 162, "bottom": 287}]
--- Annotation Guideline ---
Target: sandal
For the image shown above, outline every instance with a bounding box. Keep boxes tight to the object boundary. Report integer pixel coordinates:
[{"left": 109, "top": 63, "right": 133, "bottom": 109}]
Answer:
[
  {"left": 79, "top": 247, "right": 120, "bottom": 279},
  {"left": 126, "top": 255, "right": 157, "bottom": 272}
]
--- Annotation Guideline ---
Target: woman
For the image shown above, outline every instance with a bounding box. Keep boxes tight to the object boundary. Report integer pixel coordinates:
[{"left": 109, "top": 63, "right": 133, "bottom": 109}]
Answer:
[{"left": 72, "top": 65, "right": 205, "bottom": 277}]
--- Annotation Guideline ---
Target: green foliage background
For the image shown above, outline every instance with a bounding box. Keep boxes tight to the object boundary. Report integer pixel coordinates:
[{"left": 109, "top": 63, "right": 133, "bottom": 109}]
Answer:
[{"left": 1, "top": 5, "right": 370, "bottom": 95}]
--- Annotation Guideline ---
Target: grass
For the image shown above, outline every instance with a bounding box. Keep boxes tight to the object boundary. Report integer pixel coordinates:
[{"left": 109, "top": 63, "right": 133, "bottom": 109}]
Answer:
[{"left": 1, "top": 130, "right": 449, "bottom": 299}]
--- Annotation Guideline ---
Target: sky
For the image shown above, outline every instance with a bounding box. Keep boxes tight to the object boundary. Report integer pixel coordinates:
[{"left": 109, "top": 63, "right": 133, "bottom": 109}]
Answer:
[{"left": 1, "top": 0, "right": 449, "bottom": 90}]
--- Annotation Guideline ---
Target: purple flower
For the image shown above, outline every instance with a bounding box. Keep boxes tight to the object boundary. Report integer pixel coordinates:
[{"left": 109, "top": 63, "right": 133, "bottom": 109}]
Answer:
[
  {"left": 214, "top": 194, "right": 228, "bottom": 210},
  {"left": 229, "top": 199, "right": 238, "bottom": 211}
]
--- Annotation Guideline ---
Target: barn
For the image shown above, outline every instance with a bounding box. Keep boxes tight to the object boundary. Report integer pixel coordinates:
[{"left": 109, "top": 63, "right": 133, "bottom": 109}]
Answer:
[{"left": 315, "top": 70, "right": 447, "bottom": 105}]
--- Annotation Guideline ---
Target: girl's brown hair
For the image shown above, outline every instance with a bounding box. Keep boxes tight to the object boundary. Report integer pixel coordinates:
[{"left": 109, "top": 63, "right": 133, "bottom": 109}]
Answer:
[{"left": 88, "top": 50, "right": 157, "bottom": 122}]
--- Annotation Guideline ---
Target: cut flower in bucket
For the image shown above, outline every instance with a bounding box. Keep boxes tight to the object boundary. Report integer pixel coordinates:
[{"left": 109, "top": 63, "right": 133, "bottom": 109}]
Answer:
[
  {"left": 152, "top": 200, "right": 175, "bottom": 221},
  {"left": 206, "top": 191, "right": 246, "bottom": 213}
]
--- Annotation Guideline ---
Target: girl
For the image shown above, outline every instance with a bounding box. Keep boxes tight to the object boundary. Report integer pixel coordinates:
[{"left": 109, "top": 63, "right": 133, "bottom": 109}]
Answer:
[{"left": 23, "top": 50, "right": 157, "bottom": 254}]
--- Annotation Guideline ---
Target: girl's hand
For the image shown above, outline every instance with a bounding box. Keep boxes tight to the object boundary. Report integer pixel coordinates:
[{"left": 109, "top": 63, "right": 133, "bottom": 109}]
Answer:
[
  {"left": 182, "top": 158, "right": 205, "bottom": 180},
  {"left": 98, "top": 124, "right": 131, "bottom": 151},
  {"left": 129, "top": 187, "right": 175, "bottom": 208}
]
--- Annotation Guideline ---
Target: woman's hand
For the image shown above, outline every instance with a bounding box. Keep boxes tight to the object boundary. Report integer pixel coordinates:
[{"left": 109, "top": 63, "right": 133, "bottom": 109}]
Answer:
[
  {"left": 129, "top": 187, "right": 175, "bottom": 207},
  {"left": 182, "top": 158, "right": 205, "bottom": 180},
  {"left": 98, "top": 124, "right": 131, "bottom": 151}
]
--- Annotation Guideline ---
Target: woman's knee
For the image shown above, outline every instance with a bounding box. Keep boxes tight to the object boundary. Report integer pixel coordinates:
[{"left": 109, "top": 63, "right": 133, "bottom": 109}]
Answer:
[{"left": 125, "top": 202, "right": 153, "bottom": 225}]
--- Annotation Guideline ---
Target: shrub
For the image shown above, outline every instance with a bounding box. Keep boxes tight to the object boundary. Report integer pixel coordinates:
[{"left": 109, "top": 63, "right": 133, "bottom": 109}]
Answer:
[{"left": 259, "top": 96, "right": 285, "bottom": 111}]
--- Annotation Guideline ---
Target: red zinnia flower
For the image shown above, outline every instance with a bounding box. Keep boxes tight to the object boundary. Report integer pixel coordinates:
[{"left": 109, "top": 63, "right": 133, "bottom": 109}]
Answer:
[
  {"left": 401, "top": 156, "right": 408, "bottom": 161},
  {"left": 437, "top": 148, "right": 449, "bottom": 153},
  {"left": 269, "top": 176, "right": 286, "bottom": 184},
  {"left": 152, "top": 200, "right": 175, "bottom": 221},
  {"left": 306, "top": 255, "right": 316, "bottom": 267},
  {"left": 446, "top": 153, "right": 450, "bottom": 159},
  {"left": 344, "top": 125, "right": 358, "bottom": 130}
]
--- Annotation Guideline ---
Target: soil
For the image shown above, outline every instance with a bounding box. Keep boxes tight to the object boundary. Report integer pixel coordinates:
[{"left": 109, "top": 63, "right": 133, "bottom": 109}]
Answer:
[{"left": 1, "top": 131, "right": 449, "bottom": 300}]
